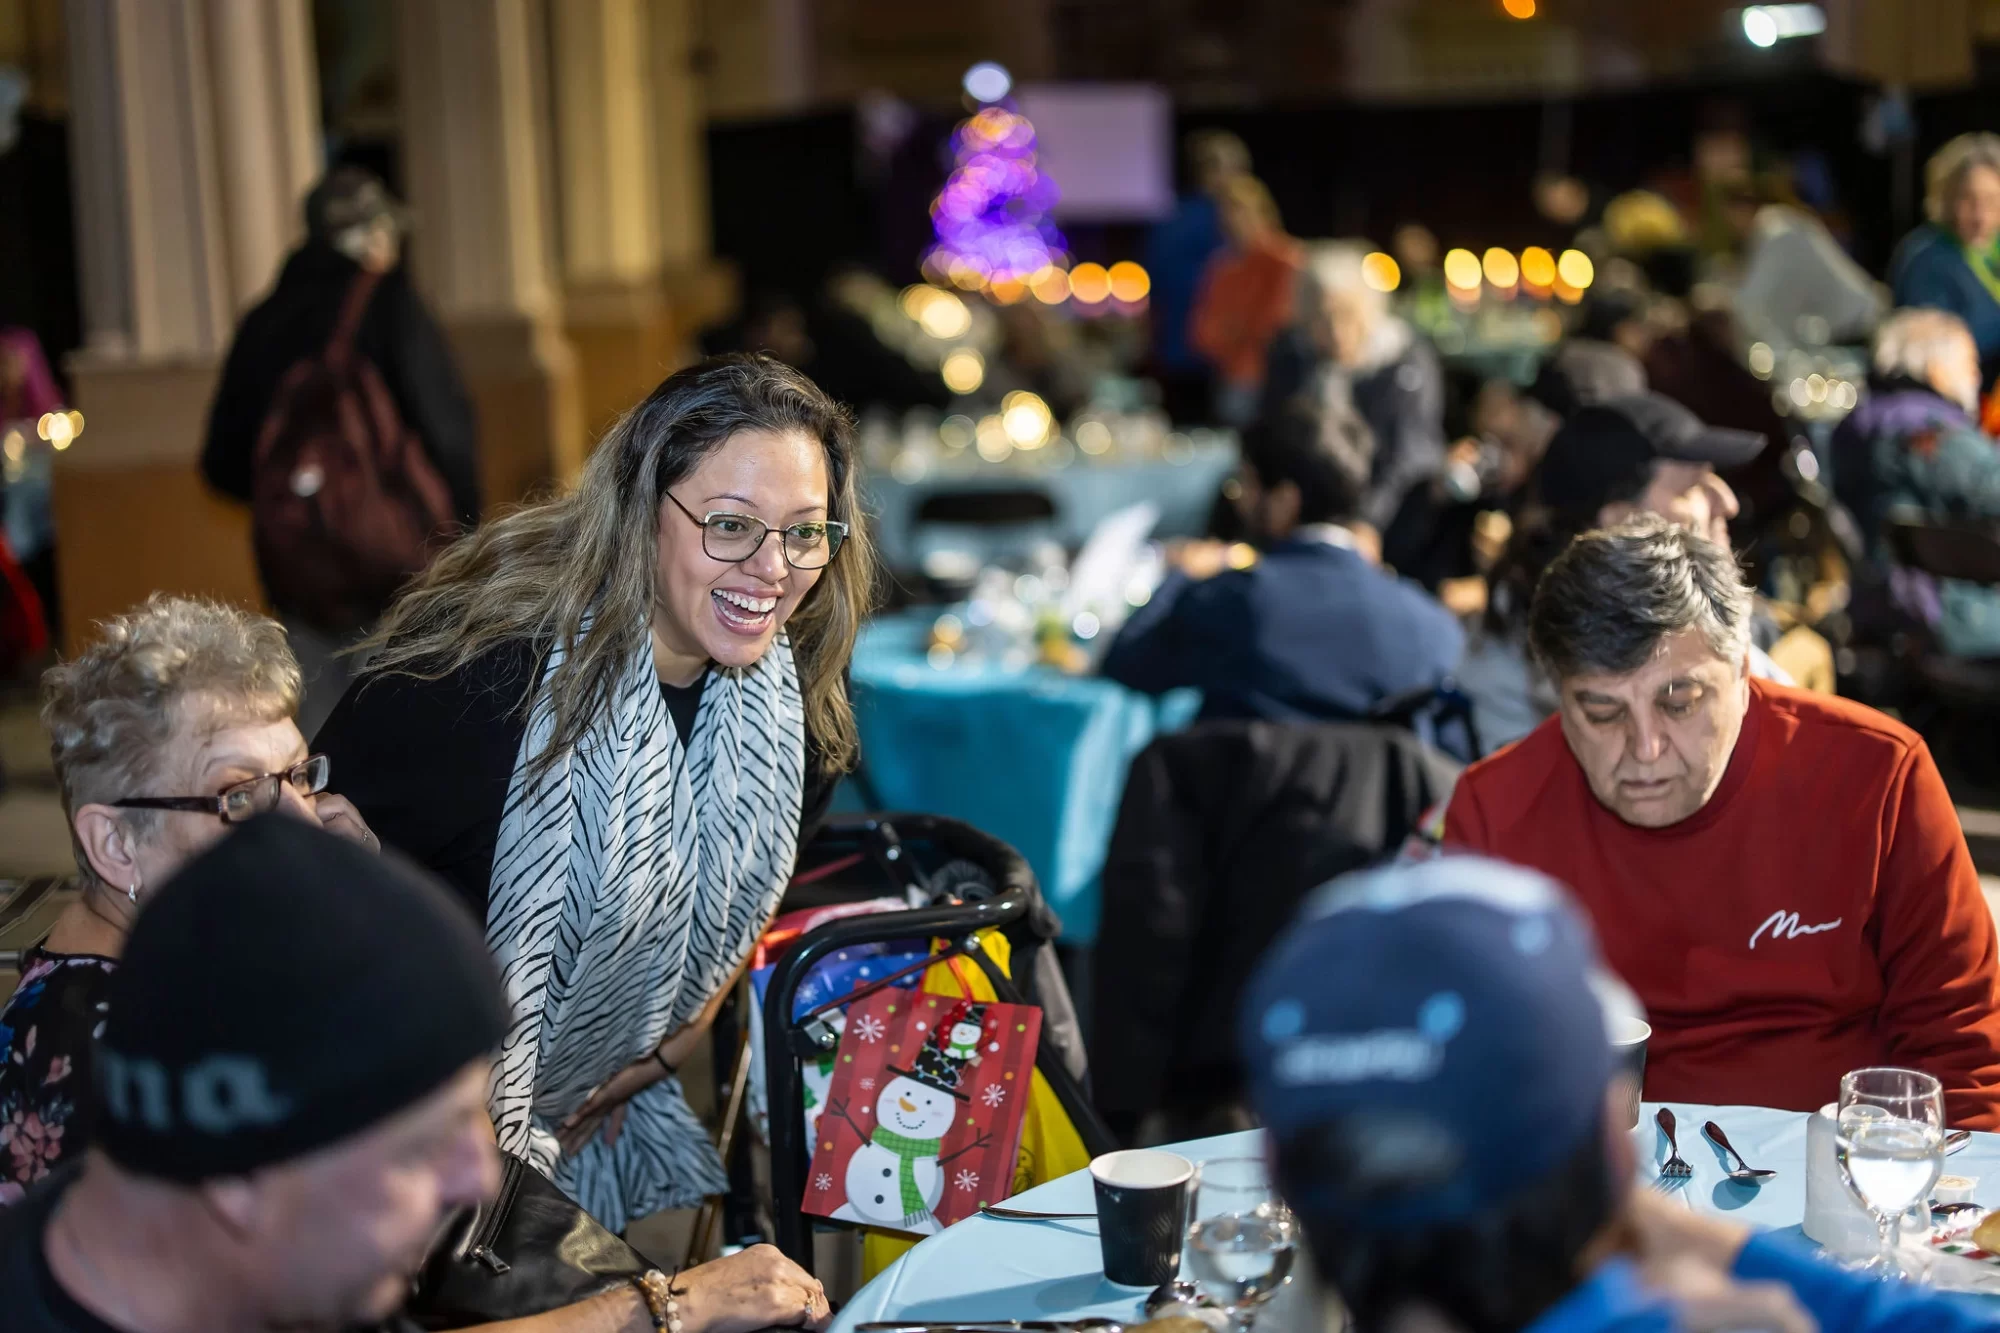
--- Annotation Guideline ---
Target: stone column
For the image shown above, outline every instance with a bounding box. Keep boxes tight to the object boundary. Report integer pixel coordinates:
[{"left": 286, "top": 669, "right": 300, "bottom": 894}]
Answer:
[
  {"left": 551, "top": 0, "right": 674, "bottom": 441},
  {"left": 654, "top": 0, "right": 734, "bottom": 358},
  {"left": 397, "top": 0, "right": 583, "bottom": 503},
  {"left": 55, "top": 0, "right": 320, "bottom": 650}
]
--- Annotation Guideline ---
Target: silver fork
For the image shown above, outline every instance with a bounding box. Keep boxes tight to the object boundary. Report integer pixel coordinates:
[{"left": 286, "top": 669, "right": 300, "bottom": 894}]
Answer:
[{"left": 1655, "top": 1107, "right": 1694, "bottom": 1189}]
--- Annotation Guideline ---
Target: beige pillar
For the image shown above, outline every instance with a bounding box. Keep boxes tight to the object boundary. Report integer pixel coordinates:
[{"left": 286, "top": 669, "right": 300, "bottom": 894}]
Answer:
[
  {"left": 697, "top": 0, "right": 813, "bottom": 122},
  {"left": 654, "top": 0, "right": 734, "bottom": 354},
  {"left": 552, "top": 0, "right": 674, "bottom": 441},
  {"left": 398, "top": 0, "right": 583, "bottom": 505},
  {"left": 56, "top": 0, "right": 321, "bottom": 651}
]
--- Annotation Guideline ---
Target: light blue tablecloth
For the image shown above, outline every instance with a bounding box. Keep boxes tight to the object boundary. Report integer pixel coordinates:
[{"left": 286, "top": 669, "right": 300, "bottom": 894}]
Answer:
[
  {"left": 848, "top": 611, "right": 1198, "bottom": 945},
  {"left": 865, "top": 447, "right": 1234, "bottom": 573},
  {"left": 831, "top": 1104, "right": 2000, "bottom": 1329}
]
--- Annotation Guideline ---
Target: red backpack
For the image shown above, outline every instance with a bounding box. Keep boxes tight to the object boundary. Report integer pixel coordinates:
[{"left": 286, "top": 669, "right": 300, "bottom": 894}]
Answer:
[{"left": 250, "top": 271, "right": 459, "bottom": 633}]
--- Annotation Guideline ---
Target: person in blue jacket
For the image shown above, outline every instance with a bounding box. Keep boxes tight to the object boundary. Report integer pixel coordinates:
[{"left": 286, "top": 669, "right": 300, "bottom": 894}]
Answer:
[
  {"left": 1241, "top": 854, "right": 2000, "bottom": 1333},
  {"left": 1890, "top": 133, "right": 2000, "bottom": 390},
  {"left": 1100, "top": 398, "right": 1463, "bottom": 727}
]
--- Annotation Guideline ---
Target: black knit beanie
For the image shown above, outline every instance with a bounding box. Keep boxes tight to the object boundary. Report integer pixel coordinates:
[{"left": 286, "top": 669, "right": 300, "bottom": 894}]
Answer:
[{"left": 93, "top": 815, "right": 509, "bottom": 1183}]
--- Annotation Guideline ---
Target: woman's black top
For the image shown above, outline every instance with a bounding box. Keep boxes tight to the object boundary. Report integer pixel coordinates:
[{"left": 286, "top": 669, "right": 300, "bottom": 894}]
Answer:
[{"left": 313, "top": 642, "right": 839, "bottom": 921}]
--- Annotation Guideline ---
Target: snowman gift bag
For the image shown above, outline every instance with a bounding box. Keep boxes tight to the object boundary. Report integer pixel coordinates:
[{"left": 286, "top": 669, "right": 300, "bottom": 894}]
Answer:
[{"left": 803, "top": 989, "right": 1042, "bottom": 1236}]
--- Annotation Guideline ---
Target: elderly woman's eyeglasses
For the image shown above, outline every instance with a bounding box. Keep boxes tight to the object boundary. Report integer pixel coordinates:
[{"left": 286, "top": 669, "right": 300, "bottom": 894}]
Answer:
[
  {"left": 113, "top": 755, "right": 331, "bottom": 825},
  {"left": 665, "top": 492, "right": 847, "bottom": 570}
]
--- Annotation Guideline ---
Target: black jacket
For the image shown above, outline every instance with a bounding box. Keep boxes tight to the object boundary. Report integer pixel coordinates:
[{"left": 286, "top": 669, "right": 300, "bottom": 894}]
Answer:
[
  {"left": 1260, "top": 326, "right": 1448, "bottom": 531},
  {"left": 313, "top": 643, "right": 839, "bottom": 924},
  {"left": 201, "top": 243, "right": 481, "bottom": 528},
  {"left": 1090, "top": 721, "right": 1459, "bottom": 1136}
]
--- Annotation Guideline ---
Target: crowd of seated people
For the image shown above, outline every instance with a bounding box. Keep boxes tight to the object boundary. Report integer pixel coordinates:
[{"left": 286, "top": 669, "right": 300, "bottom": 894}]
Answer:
[{"left": 22, "top": 123, "right": 2000, "bottom": 1330}]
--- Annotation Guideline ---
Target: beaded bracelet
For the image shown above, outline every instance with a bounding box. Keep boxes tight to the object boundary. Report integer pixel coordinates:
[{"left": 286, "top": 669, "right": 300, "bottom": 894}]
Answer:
[{"left": 630, "top": 1269, "right": 685, "bottom": 1332}]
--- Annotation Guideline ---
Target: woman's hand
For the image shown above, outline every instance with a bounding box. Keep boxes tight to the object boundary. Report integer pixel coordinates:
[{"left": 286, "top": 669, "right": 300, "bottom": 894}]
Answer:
[
  {"left": 676, "top": 1245, "right": 831, "bottom": 1333},
  {"left": 559, "top": 981, "right": 739, "bottom": 1156},
  {"left": 557, "top": 1054, "right": 664, "bottom": 1158},
  {"left": 314, "top": 793, "right": 380, "bottom": 852}
]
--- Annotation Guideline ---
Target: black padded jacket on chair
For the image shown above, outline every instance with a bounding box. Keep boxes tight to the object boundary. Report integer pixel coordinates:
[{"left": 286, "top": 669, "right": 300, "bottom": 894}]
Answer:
[{"left": 1090, "top": 720, "right": 1460, "bottom": 1141}]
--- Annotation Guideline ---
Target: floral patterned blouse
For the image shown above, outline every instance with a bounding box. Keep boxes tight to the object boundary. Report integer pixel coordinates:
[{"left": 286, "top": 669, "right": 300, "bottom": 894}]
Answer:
[{"left": 0, "top": 950, "right": 115, "bottom": 1205}]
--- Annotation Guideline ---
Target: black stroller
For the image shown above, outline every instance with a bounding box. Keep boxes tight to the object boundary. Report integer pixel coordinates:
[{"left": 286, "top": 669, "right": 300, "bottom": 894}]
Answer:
[{"left": 706, "top": 814, "right": 1113, "bottom": 1274}]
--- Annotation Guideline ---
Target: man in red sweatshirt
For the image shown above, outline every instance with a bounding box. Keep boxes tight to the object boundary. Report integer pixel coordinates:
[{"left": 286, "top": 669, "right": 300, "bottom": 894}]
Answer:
[{"left": 1439, "top": 516, "right": 2000, "bottom": 1127}]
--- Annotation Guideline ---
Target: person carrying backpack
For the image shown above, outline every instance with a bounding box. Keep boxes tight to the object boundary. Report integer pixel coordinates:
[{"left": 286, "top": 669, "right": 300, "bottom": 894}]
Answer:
[{"left": 202, "top": 167, "right": 480, "bottom": 735}]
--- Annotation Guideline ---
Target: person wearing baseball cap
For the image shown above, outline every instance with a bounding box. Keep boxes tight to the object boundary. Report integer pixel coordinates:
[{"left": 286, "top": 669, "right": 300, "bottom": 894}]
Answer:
[
  {"left": 0, "top": 816, "right": 831, "bottom": 1333},
  {"left": 1461, "top": 391, "right": 1805, "bottom": 751},
  {"left": 1533, "top": 393, "right": 1766, "bottom": 554},
  {"left": 1242, "top": 856, "right": 1999, "bottom": 1333}
]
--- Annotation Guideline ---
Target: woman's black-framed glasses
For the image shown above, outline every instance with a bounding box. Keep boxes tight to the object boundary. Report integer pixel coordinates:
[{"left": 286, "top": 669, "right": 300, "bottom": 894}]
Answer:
[
  {"left": 665, "top": 491, "right": 847, "bottom": 570},
  {"left": 113, "top": 754, "right": 331, "bottom": 825}
]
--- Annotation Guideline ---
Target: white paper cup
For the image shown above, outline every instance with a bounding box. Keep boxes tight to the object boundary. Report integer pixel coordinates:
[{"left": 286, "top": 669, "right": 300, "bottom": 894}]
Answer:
[{"left": 1610, "top": 1017, "right": 1651, "bottom": 1129}]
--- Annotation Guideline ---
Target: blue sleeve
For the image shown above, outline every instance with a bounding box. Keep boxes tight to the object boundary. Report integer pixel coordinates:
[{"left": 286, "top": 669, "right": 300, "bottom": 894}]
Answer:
[
  {"left": 1892, "top": 245, "right": 1976, "bottom": 328},
  {"left": 1733, "top": 1232, "right": 2000, "bottom": 1333},
  {"left": 1100, "top": 571, "right": 1241, "bottom": 696},
  {"left": 1902, "top": 426, "right": 2000, "bottom": 520}
]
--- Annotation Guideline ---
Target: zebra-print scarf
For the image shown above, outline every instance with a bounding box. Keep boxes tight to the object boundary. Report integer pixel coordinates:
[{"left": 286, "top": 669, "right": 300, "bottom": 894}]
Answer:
[{"left": 485, "top": 629, "right": 804, "bottom": 1232}]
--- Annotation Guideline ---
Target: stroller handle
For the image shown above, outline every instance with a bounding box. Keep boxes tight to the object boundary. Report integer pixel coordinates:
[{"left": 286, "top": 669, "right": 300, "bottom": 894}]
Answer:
[{"left": 761, "top": 814, "right": 1108, "bottom": 1271}]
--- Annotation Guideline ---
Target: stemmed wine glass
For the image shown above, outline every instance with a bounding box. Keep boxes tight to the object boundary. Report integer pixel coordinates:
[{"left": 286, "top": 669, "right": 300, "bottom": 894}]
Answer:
[
  {"left": 1835, "top": 1067, "right": 1946, "bottom": 1280},
  {"left": 1183, "top": 1157, "right": 1297, "bottom": 1331}
]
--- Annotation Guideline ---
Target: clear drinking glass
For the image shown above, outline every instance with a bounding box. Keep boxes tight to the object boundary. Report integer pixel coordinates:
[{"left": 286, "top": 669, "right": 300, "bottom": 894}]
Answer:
[
  {"left": 1184, "top": 1157, "right": 1297, "bottom": 1331},
  {"left": 1835, "top": 1067, "right": 1946, "bottom": 1279}
]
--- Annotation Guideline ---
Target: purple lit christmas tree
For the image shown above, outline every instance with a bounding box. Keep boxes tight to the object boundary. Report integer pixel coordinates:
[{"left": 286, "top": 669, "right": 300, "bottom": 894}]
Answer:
[{"left": 924, "top": 107, "right": 1066, "bottom": 290}]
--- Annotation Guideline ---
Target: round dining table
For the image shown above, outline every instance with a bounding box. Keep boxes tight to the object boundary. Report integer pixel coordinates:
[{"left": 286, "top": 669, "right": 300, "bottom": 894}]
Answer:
[{"left": 830, "top": 1103, "right": 2000, "bottom": 1331}]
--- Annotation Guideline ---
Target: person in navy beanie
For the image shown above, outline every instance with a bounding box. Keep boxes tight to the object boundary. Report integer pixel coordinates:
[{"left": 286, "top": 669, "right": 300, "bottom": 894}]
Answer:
[
  {"left": 1241, "top": 855, "right": 2000, "bottom": 1333},
  {"left": 0, "top": 815, "right": 829, "bottom": 1333}
]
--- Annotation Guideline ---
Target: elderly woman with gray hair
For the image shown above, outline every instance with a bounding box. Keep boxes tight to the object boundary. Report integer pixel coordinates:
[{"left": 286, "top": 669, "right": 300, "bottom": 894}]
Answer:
[
  {"left": 1832, "top": 306, "right": 2000, "bottom": 657},
  {"left": 0, "top": 596, "right": 374, "bottom": 1203},
  {"left": 1259, "top": 240, "right": 1447, "bottom": 532},
  {"left": 1890, "top": 132, "right": 2000, "bottom": 389}
]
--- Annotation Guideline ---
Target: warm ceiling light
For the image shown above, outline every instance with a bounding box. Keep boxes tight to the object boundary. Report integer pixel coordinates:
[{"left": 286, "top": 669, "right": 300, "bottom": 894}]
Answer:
[
  {"left": 1442, "top": 248, "right": 1482, "bottom": 290},
  {"left": 1482, "top": 247, "right": 1520, "bottom": 288},
  {"left": 1361, "top": 252, "right": 1401, "bottom": 292},
  {"left": 1519, "top": 246, "right": 1557, "bottom": 287},
  {"left": 1556, "top": 249, "right": 1595, "bottom": 289}
]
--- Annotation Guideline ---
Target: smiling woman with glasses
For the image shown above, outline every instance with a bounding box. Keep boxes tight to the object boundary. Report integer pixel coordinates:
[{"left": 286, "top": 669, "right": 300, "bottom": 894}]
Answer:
[
  {"left": 313, "top": 354, "right": 877, "bottom": 1235},
  {"left": 0, "top": 596, "right": 378, "bottom": 1205}
]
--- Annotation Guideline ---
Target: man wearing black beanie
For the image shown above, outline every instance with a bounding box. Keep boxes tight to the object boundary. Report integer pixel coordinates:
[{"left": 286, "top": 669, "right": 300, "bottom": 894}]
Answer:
[{"left": 0, "top": 816, "right": 830, "bottom": 1333}]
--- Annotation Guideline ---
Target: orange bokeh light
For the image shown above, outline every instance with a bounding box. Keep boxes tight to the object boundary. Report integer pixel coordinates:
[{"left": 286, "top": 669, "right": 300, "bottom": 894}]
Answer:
[
  {"left": 1068, "top": 262, "right": 1112, "bottom": 303},
  {"left": 1107, "top": 261, "right": 1151, "bottom": 303},
  {"left": 1503, "top": 0, "right": 1536, "bottom": 17}
]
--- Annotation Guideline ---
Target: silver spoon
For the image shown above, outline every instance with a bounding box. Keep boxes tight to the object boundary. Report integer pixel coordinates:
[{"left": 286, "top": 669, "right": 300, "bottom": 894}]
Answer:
[{"left": 1701, "top": 1120, "right": 1777, "bottom": 1182}]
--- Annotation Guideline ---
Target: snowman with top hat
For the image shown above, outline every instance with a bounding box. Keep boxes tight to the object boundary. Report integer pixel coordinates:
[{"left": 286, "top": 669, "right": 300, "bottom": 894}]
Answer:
[{"left": 829, "top": 1000, "right": 991, "bottom": 1234}]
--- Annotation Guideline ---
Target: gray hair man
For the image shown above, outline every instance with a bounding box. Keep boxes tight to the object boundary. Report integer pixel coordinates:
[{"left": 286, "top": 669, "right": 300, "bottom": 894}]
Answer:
[{"left": 1433, "top": 517, "right": 2000, "bottom": 1124}]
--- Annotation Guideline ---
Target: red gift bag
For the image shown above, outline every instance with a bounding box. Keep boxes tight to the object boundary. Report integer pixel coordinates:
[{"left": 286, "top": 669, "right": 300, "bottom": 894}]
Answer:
[{"left": 801, "top": 988, "right": 1042, "bottom": 1236}]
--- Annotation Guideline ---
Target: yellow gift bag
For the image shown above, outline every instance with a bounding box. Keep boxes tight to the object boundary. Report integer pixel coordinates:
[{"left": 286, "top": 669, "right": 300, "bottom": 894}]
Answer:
[{"left": 859, "top": 929, "right": 1092, "bottom": 1279}]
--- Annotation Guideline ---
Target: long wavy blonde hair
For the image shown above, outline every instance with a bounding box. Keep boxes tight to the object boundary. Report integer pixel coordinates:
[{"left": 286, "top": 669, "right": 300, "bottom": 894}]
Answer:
[{"left": 361, "top": 354, "right": 875, "bottom": 778}]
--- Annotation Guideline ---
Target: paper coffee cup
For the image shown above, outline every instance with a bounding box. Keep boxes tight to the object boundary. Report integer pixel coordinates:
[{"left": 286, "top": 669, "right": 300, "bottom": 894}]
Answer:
[
  {"left": 1611, "top": 1017, "right": 1651, "bottom": 1129},
  {"left": 1091, "top": 1150, "right": 1195, "bottom": 1287}
]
